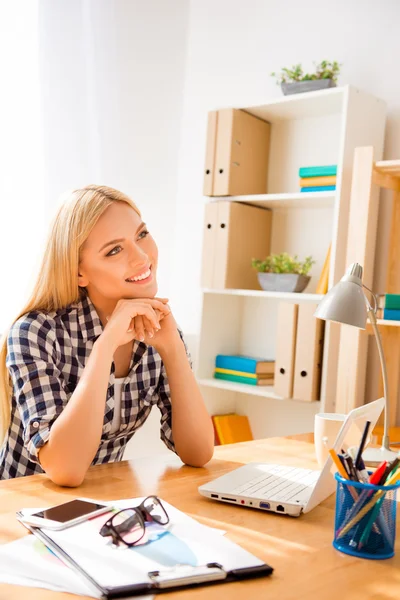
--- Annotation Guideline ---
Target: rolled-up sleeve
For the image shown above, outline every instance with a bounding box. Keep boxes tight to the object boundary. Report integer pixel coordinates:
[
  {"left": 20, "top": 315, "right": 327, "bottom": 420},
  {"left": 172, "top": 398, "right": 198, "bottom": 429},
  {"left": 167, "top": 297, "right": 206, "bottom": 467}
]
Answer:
[
  {"left": 6, "top": 314, "right": 69, "bottom": 464},
  {"left": 157, "top": 327, "right": 192, "bottom": 452}
]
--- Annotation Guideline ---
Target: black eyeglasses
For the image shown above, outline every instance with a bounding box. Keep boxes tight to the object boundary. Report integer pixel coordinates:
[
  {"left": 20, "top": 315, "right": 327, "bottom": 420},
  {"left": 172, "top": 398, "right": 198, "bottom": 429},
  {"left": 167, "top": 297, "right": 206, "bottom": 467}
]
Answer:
[{"left": 99, "top": 496, "right": 169, "bottom": 547}]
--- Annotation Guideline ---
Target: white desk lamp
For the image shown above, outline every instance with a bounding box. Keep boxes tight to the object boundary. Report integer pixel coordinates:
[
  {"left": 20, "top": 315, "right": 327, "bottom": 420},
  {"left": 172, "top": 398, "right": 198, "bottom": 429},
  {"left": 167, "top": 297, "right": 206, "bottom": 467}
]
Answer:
[{"left": 314, "top": 262, "right": 399, "bottom": 465}]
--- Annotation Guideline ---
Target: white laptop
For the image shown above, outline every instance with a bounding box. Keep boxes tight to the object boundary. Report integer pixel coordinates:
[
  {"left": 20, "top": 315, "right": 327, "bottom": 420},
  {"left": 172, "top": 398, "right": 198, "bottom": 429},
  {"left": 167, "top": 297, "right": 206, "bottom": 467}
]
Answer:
[{"left": 199, "top": 398, "right": 385, "bottom": 517}]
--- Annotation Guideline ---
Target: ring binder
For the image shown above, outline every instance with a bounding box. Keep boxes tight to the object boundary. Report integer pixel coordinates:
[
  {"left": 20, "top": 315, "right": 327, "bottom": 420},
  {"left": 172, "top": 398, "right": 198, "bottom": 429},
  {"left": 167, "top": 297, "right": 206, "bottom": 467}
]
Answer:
[
  {"left": 148, "top": 563, "right": 227, "bottom": 588},
  {"left": 17, "top": 501, "right": 273, "bottom": 598}
]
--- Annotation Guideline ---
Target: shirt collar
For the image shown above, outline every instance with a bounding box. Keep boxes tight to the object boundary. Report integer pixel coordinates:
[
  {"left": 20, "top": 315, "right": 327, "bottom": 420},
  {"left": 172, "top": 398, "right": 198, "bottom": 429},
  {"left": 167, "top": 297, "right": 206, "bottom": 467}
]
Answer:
[{"left": 75, "top": 294, "right": 104, "bottom": 342}]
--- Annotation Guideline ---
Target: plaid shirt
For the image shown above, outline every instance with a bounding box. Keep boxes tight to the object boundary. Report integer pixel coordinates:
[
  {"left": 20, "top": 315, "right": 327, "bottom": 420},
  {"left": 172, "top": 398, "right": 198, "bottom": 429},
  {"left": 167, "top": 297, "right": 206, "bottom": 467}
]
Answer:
[{"left": 0, "top": 294, "right": 191, "bottom": 479}]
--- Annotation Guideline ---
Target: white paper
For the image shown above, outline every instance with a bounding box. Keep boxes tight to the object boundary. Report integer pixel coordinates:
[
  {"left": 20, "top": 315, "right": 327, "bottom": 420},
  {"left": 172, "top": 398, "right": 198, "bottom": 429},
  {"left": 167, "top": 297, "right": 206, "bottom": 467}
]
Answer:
[{"left": 0, "top": 535, "right": 100, "bottom": 597}]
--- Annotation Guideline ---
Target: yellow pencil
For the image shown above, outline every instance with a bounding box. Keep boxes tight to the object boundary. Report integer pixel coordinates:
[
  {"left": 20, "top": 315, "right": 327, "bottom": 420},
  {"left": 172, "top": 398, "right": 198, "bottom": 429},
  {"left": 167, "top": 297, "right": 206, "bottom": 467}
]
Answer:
[{"left": 329, "top": 449, "right": 350, "bottom": 480}]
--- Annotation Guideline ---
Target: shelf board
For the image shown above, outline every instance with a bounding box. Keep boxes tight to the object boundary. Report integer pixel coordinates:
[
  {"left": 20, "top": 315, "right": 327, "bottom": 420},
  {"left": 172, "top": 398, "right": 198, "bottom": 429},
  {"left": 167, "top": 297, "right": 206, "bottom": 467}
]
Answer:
[
  {"left": 241, "top": 85, "right": 345, "bottom": 122},
  {"left": 198, "top": 377, "right": 320, "bottom": 404},
  {"left": 213, "top": 191, "right": 336, "bottom": 210},
  {"left": 375, "top": 319, "right": 400, "bottom": 327},
  {"left": 198, "top": 377, "right": 283, "bottom": 399},
  {"left": 203, "top": 289, "right": 324, "bottom": 302},
  {"left": 374, "top": 160, "right": 400, "bottom": 179}
]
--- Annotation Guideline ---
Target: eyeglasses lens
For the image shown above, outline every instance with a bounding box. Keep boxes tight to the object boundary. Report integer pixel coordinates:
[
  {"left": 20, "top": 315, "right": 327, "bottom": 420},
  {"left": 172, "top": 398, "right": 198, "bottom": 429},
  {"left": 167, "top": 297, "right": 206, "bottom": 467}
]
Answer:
[
  {"left": 112, "top": 509, "right": 144, "bottom": 544},
  {"left": 143, "top": 496, "right": 168, "bottom": 525}
]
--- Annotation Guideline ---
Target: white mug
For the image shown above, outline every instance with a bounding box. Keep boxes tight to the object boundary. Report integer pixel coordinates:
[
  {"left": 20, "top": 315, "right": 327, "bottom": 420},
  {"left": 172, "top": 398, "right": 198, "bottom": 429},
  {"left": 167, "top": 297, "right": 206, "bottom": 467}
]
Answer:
[{"left": 314, "top": 413, "right": 347, "bottom": 468}]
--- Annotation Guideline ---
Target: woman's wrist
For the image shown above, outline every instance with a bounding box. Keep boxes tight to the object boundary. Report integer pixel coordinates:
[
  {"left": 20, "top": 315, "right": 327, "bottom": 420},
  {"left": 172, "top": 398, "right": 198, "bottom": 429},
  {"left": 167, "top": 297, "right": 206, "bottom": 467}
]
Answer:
[
  {"left": 93, "top": 334, "right": 116, "bottom": 361},
  {"left": 156, "top": 332, "right": 186, "bottom": 363}
]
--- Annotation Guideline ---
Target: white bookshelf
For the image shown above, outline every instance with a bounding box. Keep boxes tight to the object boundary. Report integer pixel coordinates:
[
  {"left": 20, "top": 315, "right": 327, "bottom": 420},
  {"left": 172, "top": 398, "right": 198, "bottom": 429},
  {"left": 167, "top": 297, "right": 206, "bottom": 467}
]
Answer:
[{"left": 197, "top": 85, "right": 387, "bottom": 442}]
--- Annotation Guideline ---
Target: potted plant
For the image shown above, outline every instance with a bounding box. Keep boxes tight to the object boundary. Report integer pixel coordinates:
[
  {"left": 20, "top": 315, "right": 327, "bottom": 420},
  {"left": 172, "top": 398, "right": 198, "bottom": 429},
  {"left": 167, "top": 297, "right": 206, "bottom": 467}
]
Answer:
[
  {"left": 252, "top": 252, "right": 315, "bottom": 293},
  {"left": 271, "top": 60, "right": 341, "bottom": 96}
]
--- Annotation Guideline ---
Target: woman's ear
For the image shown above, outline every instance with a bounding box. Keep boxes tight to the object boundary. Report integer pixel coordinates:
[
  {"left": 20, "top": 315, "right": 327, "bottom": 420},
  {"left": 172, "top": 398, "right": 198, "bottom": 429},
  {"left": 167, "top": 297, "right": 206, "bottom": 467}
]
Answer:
[{"left": 78, "top": 271, "right": 89, "bottom": 287}]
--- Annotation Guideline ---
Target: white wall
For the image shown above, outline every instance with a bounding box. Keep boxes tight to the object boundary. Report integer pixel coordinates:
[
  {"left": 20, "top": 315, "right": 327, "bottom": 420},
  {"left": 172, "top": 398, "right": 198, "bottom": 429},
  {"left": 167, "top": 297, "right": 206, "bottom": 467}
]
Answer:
[
  {"left": 38, "top": 0, "right": 189, "bottom": 299},
  {"left": 0, "top": 1, "right": 46, "bottom": 332}
]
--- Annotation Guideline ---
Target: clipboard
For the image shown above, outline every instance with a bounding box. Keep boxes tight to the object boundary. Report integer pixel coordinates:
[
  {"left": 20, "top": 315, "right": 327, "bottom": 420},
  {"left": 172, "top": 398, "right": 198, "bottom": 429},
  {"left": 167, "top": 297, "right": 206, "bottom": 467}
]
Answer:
[{"left": 16, "top": 505, "right": 273, "bottom": 598}]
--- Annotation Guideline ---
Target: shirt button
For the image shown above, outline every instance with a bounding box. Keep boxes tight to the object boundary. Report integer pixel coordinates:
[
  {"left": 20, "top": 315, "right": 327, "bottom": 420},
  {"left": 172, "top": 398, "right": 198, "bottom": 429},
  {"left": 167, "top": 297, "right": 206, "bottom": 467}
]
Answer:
[{"left": 32, "top": 421, "right": 40, "bottom": 428}]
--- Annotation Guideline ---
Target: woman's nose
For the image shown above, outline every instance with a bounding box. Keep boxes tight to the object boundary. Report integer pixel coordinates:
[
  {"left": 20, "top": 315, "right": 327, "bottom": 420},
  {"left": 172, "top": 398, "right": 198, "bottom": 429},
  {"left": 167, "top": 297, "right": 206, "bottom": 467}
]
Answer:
[{"left": 128, "top": 244, "right": 148, "bottom": 266}]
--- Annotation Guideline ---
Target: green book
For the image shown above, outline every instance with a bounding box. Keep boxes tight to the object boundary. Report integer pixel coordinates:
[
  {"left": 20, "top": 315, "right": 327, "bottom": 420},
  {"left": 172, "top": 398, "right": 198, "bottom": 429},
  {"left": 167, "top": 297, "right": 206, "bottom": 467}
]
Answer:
[
  {"left": 299, "top": 165, "right": 337, "bottom": 178},
  {"left": 385, "top": 294, "right": 400, "bottom": 310},
  {"left": 214, "top": 372, "right": 257, "bottom": 386}
]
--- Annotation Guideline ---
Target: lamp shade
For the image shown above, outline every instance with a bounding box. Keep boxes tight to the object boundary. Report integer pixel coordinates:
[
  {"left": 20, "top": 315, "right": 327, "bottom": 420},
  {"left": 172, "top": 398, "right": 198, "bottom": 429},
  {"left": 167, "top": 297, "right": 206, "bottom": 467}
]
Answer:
[{"left": 314, "top": 263, "right": 368, "bottom": 329}]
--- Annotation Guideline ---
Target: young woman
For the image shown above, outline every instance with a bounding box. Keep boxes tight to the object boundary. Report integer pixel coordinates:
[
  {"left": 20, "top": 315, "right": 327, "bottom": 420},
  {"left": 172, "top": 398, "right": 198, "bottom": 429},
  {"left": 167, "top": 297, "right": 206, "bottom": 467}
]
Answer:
[{"left": 0, "top": 185, "right": 214, "bottom": 485}]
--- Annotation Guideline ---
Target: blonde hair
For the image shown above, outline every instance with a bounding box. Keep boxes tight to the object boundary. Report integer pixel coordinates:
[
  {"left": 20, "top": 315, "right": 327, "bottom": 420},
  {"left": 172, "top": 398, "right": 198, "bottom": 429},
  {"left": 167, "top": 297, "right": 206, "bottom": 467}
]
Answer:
[{"left": 0, "top": 185, "right": 140, "bottom": 444}]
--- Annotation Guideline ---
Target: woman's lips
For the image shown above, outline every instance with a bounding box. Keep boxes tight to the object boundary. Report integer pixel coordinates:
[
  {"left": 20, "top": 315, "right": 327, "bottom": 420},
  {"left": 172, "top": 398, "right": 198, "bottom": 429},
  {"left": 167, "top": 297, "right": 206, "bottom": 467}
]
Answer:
[{"left": 125, "top": 266, "right": 152, "bottom": 284}]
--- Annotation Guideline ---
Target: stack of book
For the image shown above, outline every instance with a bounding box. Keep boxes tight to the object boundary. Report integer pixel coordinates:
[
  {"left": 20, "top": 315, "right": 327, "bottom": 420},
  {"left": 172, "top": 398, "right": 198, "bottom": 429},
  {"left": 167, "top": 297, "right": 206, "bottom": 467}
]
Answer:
[
  {"left": 214, "top": 354, "right": 275, "bottom": 386},
  {"left": 377, "top": 294, "right": 400, "bottom": 321},
  {"left": 299, "top": 165, "right": 337, "bottom": 193}
]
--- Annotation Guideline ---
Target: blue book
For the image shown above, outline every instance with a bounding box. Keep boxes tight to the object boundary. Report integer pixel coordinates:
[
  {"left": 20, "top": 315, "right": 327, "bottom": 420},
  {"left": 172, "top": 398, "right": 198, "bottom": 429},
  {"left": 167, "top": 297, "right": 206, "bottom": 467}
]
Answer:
[
  {"left": 215, "top": 354, "right": 274, "bottom": 374},
  {"left": 383, "top": 309, "right": 400, "bottom": 321},
  {"left": 299, "top": 165, "right": 337, "bottom": 178},
  {"left": 301, "top": 186, "right": 336, "bottom": 192}
]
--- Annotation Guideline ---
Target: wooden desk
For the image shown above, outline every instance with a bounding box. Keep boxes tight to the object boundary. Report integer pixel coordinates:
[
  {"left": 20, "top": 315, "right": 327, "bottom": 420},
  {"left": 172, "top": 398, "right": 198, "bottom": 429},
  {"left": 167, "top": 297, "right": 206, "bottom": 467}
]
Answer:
[{"left": 1, "top": 434, "right": 400, "bottom": 600}]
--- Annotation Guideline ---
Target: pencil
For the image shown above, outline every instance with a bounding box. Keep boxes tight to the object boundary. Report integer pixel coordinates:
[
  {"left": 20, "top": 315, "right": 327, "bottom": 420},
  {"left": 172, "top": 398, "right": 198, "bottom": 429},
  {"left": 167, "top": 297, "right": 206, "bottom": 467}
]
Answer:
[{"left": 329, "top": 449, "right": 350, "bottom": 480}]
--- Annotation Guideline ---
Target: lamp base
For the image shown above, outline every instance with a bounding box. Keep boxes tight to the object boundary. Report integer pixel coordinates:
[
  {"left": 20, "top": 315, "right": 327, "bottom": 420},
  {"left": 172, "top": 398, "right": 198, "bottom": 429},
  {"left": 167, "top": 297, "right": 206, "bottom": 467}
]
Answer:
[{"left": 362, "top": 445, "right": 399, "bottom": 467}]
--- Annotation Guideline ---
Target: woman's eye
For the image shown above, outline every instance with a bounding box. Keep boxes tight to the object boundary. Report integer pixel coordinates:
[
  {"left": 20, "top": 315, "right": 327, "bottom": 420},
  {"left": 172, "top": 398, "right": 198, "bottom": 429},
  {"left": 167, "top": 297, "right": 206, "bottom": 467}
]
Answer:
[
  {"left": 138, "top": 229, "right": 149, "bottom": 240},
  {"left": 106, "top": 245, "right": 122, "bottom": 257}
]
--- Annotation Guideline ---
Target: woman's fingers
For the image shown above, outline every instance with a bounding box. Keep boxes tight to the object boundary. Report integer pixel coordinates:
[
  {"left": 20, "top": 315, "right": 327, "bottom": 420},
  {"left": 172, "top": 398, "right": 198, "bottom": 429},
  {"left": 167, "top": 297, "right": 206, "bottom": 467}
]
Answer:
[
  {"left": 127, "top": 318, "right": 136, "bottom": 337},
  {"left": 146, "top": 299, "right": 171, "bottom": 315},
  {"left": 134, "top": 316, "right": 146, "bottom": 341},
  {"left": 129, "top": 304, "right": 161, "bottom": 329}
]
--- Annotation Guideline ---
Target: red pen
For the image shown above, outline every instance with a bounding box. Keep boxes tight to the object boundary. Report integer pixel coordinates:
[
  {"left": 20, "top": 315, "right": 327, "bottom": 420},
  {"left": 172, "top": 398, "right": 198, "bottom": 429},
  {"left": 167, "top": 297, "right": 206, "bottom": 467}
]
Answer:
[{"left": 368, "top": 461, "right": 387, "bottom": 485}]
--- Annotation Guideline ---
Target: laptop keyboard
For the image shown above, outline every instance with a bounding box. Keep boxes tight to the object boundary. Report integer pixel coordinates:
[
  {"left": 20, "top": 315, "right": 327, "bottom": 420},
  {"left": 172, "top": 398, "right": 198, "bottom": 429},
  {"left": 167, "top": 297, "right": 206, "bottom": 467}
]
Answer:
[{"left": 232, "top": 464, "right": 319, "bottom": 503}]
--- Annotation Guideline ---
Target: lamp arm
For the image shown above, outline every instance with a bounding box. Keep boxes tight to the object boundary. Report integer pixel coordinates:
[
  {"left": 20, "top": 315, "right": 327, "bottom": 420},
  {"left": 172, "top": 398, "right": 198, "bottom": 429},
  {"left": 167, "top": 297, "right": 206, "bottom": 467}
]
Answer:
[{"left": 368, "top": 308, "right": 391, "bottom": 451}]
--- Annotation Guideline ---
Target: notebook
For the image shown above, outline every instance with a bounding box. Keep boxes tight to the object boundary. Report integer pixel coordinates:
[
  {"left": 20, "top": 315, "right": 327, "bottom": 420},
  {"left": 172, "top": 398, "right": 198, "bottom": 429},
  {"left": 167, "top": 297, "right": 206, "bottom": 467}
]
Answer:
[
  {"left": 17, "top": 498, "right": 273, "bottom": 598},
  {"left": 199, "top": 398, "right": 385, "bottom": 517}
]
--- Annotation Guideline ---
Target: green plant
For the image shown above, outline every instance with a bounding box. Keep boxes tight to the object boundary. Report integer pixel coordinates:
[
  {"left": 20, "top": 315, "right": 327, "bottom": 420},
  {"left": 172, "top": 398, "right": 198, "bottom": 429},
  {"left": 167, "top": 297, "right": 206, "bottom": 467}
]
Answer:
[
  {"left": 271, "top": 60, "right": 341, "bottom": 85},
  {"left": 251, "top": 252, "right": 315, "bottom": 276}
]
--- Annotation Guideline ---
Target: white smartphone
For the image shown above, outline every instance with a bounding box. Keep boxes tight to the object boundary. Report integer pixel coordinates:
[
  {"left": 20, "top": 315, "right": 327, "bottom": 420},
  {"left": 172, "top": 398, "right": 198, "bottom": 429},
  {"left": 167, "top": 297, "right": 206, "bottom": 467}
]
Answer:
[{"left": 19, "top": 498, "right": 111, "bottom": 530}]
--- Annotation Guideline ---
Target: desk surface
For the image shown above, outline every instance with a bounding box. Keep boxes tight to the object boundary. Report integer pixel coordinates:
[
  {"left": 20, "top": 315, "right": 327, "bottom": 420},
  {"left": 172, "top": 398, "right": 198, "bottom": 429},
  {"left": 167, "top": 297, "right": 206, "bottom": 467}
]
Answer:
[{"left": 1, "top": 433, "right": 400, "bottom": 600}]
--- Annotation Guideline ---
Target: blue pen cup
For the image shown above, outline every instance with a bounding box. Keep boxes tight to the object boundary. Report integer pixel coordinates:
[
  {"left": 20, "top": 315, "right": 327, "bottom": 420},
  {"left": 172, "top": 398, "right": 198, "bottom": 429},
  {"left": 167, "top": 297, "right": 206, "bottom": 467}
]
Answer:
[{"left": 333, "top": 473, "right": 400, "bottom": 559}]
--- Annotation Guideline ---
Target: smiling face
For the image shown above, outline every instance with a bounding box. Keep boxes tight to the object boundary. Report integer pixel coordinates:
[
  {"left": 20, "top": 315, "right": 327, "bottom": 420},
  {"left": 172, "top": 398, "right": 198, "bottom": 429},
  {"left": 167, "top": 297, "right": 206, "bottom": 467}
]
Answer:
[{"left": 78, "top": 202, "right": 158, "bottom": 314}]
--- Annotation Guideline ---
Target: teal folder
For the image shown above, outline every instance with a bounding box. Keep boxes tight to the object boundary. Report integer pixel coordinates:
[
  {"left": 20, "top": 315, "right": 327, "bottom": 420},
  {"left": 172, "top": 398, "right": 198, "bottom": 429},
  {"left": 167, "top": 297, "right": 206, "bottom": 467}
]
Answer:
[
  {"left": 299, "top": 165, "right": 337, "bottom": 178},
  {"left": 215, "top": 372, "right": 258, "bottom": 385},
  {"left": 385, "top": 294, "right": 400, "bottom": 310},
  {"left": 301, "top": 185, "right": 336, "bottom": 192}
]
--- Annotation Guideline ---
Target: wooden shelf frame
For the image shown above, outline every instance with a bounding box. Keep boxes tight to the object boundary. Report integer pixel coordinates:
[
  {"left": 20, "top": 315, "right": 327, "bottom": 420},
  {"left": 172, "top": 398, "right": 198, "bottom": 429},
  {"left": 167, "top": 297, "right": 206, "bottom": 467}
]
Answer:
[{"left": 336, "top": 150, "right": 400, "bottom": 425}]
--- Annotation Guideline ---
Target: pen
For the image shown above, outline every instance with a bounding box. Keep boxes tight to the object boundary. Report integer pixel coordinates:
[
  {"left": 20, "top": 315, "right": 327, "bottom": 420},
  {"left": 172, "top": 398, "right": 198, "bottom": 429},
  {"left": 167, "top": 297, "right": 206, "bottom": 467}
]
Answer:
[
  {"left": 355, "top": 421, "right": 371, "bottom": 469},
  {"left": 355, "top": 457, "right": 369, "bottom": 483},
  {"left": 338, "top": 454, "right": 352, "bottom": 478},
  {"left": 342, "top": 453, "right": 359, "bottom": 481},
  {"left": 378, "top": 457, "right": 400, "bottom": 485},
  {"left": 329, "top": 449, "right": 358, "bottom": 504},
  {"left": 329, "top": 449, "right": 351, "bottom": 480},
  {"left": 368, "top": 461, "right": 387, "bottom": 485}
]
